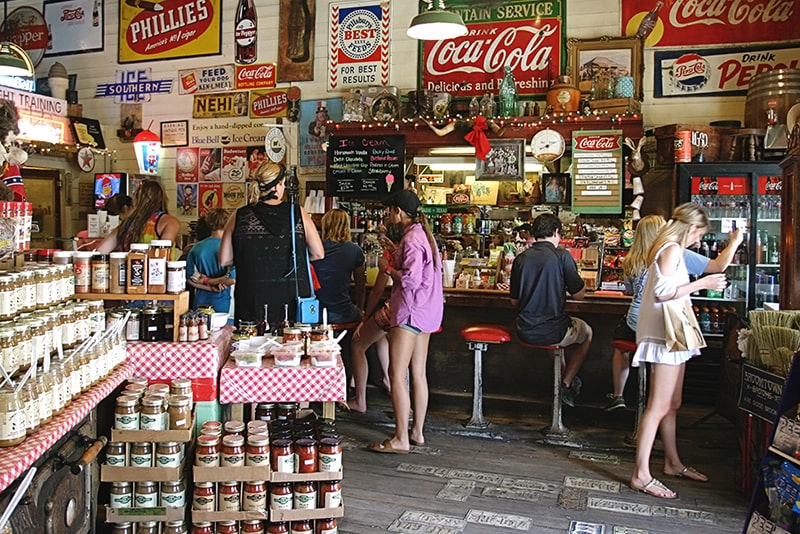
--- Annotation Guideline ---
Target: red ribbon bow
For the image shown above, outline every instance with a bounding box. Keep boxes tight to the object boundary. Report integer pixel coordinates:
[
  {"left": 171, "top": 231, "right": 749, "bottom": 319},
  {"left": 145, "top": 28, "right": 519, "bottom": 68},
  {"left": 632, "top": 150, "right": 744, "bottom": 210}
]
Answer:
[{"left": 464, "top": 116, "right": 491, "bottom": 161}]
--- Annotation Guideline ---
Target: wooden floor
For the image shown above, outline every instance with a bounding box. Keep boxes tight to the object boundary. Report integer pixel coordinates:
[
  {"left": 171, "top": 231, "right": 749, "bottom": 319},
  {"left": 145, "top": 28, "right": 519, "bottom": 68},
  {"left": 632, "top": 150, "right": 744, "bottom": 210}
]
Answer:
[{"left": 334, "top": 388, "right": 749, "bottom": 534}]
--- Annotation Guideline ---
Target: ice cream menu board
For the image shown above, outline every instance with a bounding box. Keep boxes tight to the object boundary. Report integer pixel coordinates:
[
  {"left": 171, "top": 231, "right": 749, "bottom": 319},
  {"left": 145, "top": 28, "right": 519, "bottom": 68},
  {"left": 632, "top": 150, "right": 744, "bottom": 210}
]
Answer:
[
  {"left": 571, "top": 130, "right": 623, "bottom": 215},
  {"left": 326, "top": 135, "right": 405, "bottom": 197}
]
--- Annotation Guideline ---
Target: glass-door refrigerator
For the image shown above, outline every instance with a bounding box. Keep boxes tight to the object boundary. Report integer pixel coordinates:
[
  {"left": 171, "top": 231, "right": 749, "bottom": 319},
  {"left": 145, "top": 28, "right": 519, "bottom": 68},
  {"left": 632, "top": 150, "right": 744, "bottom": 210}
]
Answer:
[{"left": 677, "top": 162, "right": 782, "bottom": 332}]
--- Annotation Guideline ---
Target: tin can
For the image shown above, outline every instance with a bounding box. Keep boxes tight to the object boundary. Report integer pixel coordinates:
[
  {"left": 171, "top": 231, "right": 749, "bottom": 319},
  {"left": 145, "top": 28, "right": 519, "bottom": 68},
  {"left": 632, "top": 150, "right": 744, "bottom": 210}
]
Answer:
[{"left": 674, "top": 130, "right": 692, "bottom": 162}]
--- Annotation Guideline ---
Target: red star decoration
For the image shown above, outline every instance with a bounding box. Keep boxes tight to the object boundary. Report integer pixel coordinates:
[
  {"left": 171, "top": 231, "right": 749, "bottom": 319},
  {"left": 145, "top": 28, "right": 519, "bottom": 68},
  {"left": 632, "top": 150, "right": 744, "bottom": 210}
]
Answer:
[{"left": 79, "top": 149, "right": 94, "bottom": 170}]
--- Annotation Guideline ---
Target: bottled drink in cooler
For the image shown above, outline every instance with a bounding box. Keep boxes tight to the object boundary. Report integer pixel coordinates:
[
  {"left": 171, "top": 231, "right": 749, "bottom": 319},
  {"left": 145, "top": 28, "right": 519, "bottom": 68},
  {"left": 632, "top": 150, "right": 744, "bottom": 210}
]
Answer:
[{"left": 235, "top": 0, "right": 257, "bottom": 64}]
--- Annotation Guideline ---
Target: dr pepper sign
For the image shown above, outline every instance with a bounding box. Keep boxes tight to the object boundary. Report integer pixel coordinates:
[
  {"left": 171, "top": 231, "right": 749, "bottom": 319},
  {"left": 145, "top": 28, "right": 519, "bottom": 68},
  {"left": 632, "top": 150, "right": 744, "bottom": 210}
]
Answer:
[{"left": 571, "top": 130, "right": 623, "bottom": 215}]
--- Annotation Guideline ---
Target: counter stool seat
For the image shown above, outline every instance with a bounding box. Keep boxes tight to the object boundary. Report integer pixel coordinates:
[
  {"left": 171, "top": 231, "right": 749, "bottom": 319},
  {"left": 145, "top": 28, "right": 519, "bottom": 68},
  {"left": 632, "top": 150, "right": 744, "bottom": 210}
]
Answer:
[
  {"left": 460, "top": 324, "right": 512, "bottom": 429},
  {"left": 519, "top": 340, "right": 570, "bottom": 437},
  {"left": 611, "top": 339, "right": 637, "bottom": 353},
  {"left": 611, "top": 339, "right": 647, "bottom": 441},
  {"left": 330, "top": 322, "right": 360, "bottom": 332}
]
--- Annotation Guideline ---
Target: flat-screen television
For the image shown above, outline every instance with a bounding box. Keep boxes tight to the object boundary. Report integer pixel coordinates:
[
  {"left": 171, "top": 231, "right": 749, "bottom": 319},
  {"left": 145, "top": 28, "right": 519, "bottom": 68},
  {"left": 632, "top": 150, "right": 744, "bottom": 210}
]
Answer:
[{"left": 94, "top": 173, "right": 126, "bottom": 210}]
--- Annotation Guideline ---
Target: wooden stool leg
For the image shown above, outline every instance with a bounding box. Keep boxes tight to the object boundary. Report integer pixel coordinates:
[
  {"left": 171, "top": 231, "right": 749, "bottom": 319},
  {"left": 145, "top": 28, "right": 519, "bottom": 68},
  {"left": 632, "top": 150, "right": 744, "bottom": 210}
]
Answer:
[
  {"left": 546, "top": 348, "right": 569, "bottom": 437},
  {"left": 465, "top": 342, "right": 490, "bottom": 429}
]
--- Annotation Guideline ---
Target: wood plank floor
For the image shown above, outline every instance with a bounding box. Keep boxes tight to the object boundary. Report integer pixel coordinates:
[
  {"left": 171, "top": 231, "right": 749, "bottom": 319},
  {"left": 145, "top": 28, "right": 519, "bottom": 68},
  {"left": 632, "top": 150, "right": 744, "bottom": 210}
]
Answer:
[{"left": 333, "top": 389, "right": 749, "bottom": 534}]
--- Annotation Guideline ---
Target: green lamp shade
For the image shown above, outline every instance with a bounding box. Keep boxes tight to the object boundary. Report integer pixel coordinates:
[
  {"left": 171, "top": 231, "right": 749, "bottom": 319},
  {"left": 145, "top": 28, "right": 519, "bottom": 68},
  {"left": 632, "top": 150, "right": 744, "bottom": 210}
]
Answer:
[
  {"left": 0, "top": 42, "right": 34, "bottom": 77},
  {"left": 406, "top": 10, "right": 468, "bottom": 40}
]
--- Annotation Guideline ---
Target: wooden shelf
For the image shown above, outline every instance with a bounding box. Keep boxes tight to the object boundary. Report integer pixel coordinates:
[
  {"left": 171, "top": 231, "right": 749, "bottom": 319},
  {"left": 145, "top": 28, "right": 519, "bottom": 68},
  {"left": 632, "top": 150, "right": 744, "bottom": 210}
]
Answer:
[{"left": 73, "top": 292, "right": 190, "bottom": 341}]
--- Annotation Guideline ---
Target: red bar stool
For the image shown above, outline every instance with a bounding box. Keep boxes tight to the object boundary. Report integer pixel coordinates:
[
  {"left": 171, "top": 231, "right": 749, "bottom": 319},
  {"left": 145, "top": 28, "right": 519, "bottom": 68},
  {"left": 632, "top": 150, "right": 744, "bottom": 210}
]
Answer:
[
  {"left": 611, "top": 339, "right": 647, "bottom": 441},
  {"left": 460, "top": 324, "right": 511, "bottom": 429},
  {"left": 519, "top": 341, "right": 570, "bottom": 437},
  {"left": 330, "top": 322, "right": 361, "bottom": 333}
]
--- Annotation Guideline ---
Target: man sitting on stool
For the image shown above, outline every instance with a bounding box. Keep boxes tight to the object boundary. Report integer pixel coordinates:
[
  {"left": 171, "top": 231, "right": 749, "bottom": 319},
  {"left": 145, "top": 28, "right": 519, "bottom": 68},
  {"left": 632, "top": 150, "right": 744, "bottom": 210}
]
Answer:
[{"left": 510, "top": 213, "right": 593, "bottom": 407}]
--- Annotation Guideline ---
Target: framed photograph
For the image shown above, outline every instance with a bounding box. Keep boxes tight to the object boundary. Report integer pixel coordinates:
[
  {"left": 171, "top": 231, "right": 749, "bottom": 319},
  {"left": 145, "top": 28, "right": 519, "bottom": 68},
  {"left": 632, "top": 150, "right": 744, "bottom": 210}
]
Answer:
[
  {"left": 541, "top": 173, "right": 571, "bottom": 205},
  {"left": 44, "top": 0, "right": 104, "bottom": 57},
  {"left": 160, "top": 120, "right": 189, "bottom": 148},
  {"left": 475, "top": 139, "right": 525, "bottom": 181},
  {"left": 568, "top": 36, "right": 644, "bottom": 101}
]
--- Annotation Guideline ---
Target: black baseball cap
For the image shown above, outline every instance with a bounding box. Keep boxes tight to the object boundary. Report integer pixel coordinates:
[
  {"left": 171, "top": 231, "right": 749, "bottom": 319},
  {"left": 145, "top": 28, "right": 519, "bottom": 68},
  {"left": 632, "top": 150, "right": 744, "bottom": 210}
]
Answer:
[{"left": 382, "top": 189, "right": 421, "bottom": 216}]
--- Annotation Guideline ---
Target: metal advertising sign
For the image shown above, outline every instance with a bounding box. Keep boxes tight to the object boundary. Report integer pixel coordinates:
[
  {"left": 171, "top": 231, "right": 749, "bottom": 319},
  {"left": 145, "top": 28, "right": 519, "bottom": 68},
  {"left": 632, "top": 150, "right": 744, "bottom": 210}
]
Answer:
[
  {"left": 622, "top": 0, "right": 800, "bottom": 48},
  {"left": 328, "top": 0, "right": 391, "bottom": 90},
  {"left": 655, "top": 44, "right": 800, "bottom": 97},
  {"left": 95, "top": 68, "right": 174, "bottom": 103},
  {"left": 178, "top": 64, "right": 235, "bottom": 95},
  {"left": 419, "top": 0, "right": 564, "bottom": 99},
  {"left": 188, "top": 117, "right": 269, "bottom": 147},
  {"left": 236, "top": 63, "right": 277, "bottom": 90},
  {"left": 249, "top": 89, "right": 289, "bottom": 118},
  {"left": 4, "top": 6, "right": 48, "bottom": 67},
  {"left": 571, "top": 130, "right": 623, "bottom": 215},
  {"left": 192, "top": 92, "right": 250, "bottom": 119}
]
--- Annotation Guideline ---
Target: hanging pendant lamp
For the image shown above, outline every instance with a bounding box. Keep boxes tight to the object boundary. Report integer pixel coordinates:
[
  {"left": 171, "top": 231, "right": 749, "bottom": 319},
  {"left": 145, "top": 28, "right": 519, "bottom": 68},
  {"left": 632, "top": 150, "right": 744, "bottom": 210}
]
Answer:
[{"left": 407, "top": 0, "right": 467, "bottom": 41}]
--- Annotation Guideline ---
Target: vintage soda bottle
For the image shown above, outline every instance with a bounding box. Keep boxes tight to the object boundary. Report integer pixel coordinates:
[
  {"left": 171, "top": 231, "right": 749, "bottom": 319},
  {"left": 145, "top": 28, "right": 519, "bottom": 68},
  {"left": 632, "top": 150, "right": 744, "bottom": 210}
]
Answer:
[
  {"left": 499, "top": 66, "right": 518, "bottom": 117},
  {"left": 235, "top": 0, "right": 257, "bottom": 64},
  {"left": 287, "top": 0, "right": 312, "bottom": 62}
]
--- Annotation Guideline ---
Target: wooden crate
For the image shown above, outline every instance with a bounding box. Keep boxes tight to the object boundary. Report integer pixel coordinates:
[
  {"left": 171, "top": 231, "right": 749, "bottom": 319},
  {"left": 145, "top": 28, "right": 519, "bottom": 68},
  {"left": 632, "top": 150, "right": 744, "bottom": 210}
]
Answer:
[{"left": 652, "top": 123, "right": 742, "bottom": 164}]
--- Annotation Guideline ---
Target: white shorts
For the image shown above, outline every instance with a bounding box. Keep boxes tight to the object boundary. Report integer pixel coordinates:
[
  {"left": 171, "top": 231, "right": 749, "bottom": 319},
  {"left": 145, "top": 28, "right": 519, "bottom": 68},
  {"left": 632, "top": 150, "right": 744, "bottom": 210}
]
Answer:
[{"left": 558, "top": 317, "right": 592, "bottom": 346}]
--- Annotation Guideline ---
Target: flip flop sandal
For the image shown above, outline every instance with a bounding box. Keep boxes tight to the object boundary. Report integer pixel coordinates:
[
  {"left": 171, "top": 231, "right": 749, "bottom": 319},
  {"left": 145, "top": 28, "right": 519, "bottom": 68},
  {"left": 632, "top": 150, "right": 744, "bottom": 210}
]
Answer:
[
  {"left": 368, "top": 439, "right": 409, "bottom": 454},
  {"left": 671, "top": 466, "right": 708, "bottom": 482},
  {"left": 631, "top": 478, "right": 677, "bottom": 499}
]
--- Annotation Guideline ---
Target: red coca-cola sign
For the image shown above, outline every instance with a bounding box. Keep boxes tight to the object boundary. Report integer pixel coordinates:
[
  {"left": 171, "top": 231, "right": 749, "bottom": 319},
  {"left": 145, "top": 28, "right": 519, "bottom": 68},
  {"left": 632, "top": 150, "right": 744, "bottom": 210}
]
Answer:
[
  {"left": 622, "top": 0, "right": 800, "bottom": 47},
  {"left": 420, "top": 13, "right": 563, "bottom": 98},
  {"left": 125, "top": 0, "right": 215, "bottom": 55},
  {"left": 236, "top": 63, "right": 277, "bottom": 90},
  {"left": 574, "top": 135, "right": 620, "bottom": 151},
  {"left": 249, "top": 89, "right": 288, "bottom": 118},
  {"left": 758, "top": 175, "right": 783, "bottom": 194}
]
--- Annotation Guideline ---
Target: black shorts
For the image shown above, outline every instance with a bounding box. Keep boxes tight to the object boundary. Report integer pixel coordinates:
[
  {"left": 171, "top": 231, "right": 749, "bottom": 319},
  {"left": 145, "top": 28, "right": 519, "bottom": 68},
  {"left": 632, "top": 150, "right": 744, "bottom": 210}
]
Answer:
[{"left": 612, "top": 316, "right": 636, "bottom": 342}]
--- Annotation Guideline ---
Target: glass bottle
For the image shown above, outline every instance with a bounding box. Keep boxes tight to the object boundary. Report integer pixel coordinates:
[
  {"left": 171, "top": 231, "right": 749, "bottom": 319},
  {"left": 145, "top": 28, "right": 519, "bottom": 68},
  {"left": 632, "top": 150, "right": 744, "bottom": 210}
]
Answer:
[
  {"left": 498, "top": 66, "right": 518, "bottom": 117},
  {"left": 235, "top": 0, "right": 257, "bottom": 64},
  {"left": 479, "top": 93, "right": 495, "bottom": 118},
  {"left": 287, "top": 0, "right": 312, "bottom": 62},
  {"left": 278, "top": 304, "right": 291, "bottom": 336},
  {"left": 259, "top": 304, "right": 270, "bottom": 336},
  {"left": 469, "top": 96, "right": 480, "bottom": 118}
]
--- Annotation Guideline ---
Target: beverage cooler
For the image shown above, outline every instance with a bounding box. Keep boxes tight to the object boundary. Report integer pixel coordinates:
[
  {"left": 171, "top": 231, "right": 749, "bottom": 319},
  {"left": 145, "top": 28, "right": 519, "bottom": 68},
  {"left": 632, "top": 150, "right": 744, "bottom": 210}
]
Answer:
[{"left": 677, "top": 162, "right": 782, "bottom": 331}]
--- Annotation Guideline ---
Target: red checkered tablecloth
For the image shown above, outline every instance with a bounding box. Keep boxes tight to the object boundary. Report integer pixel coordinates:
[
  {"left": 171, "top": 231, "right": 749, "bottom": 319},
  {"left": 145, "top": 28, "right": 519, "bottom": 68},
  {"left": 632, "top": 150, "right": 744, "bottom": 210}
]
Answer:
[
  {"left": 218, "top": 357, "right": 346, "bottom": 404},
  {"left": 0, "top": 362, "right": 134, "bottom": 493}
]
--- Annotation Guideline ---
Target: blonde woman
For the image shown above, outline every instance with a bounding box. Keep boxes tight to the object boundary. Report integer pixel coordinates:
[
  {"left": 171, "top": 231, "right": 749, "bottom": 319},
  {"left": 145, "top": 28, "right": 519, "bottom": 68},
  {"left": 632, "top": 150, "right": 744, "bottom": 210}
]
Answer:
[
  {"left": 312, "top": 208, "right": 365, "bottom": 324},
  {"left": 219, "top": 162, "right": 323, "bottom": 326},
  {"left": 629, "top": 203, "right": 727, "bottom": 499}
]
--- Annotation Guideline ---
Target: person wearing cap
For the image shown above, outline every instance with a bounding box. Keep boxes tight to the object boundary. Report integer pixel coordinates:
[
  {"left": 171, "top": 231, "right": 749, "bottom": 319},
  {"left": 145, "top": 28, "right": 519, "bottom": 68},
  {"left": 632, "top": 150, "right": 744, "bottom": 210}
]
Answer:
[
  {"left": 219, "top": 161, "right": 324, "bottom": 327},
  {"left": 369, "top": 189, "right": 443, "bottom": 454},
  {"left": 510, "top": 212, "right": 593, "bottom": 408}
]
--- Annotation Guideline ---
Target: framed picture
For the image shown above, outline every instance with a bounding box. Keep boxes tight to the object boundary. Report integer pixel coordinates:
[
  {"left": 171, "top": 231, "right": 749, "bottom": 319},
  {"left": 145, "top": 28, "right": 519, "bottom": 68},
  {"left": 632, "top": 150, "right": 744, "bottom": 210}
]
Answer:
[
  {"left": 160, "top": 120, "right": 189, "bottom": 148},
  {"left": 567, "top": 36, "right": 644, "bottom": 101},
  {"left": 541, "top": 173, "right": 571, "bottom": 205},
  {"left": 44, "top": 0, "right": 104, "bottom": 57},
  {"left": 475, "top": 139, "right": 525, "bottom": 181}
]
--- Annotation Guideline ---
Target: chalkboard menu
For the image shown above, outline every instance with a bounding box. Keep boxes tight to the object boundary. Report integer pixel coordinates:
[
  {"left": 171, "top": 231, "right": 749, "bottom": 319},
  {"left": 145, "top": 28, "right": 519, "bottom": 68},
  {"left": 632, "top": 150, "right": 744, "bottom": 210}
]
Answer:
[
  {"left": 571, "top": 129, "right": 623, "bottom": 215},
  {"left": 326, "top": 135, "right": 405, "bottom": 197}
]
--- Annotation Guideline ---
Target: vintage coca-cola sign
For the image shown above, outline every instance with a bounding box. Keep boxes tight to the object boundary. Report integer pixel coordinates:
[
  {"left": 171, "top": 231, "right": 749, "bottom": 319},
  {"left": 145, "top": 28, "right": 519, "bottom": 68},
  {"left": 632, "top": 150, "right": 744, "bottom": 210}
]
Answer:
[
  {"left": 236, "top": 63, "right": 277, "bottom": 90},
  {"left": 572, "top": 129, "right": 624, "bottom": 215},
  {"left": 622, "top": 0, "right": 800, "bottom": 47},
  {"left": 420, "top": 1, "right": 564, "bottom": 98},
  {"left": 574, "top": 135, "right": 620, "bottom": 151}
]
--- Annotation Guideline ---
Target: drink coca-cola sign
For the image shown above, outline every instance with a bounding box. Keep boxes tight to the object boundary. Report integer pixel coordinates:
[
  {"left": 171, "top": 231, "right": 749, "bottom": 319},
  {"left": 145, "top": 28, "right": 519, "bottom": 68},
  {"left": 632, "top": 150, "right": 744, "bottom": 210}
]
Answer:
[
  {"left": 420, "top": 0, "right": 564, "bottom": 98},
  {"left": 622, "top": 0, "right": 800, "bottom": 47},
  {"left": 572, "top": 129, "right": 624, "bottom": 215},
  {"left": 236, "top": 63, "right": 277, "bottom": 90}
]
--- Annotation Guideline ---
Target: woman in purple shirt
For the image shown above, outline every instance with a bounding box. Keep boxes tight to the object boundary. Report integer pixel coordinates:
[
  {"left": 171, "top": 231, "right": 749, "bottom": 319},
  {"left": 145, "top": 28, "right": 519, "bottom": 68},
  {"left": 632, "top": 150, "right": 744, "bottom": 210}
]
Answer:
[{"left": 370, "top": 190, "right": 443, "bottom": 454}]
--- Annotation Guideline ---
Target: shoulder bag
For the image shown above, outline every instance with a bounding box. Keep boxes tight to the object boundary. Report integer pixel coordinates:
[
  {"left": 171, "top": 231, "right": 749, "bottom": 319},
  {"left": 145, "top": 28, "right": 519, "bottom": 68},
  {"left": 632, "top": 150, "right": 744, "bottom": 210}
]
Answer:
[
  {"left": 663, "top": 298, "right": 706, "bottom": 352},
  {"left": 290, "top": 205, "right": 320, "bottom": 324}
]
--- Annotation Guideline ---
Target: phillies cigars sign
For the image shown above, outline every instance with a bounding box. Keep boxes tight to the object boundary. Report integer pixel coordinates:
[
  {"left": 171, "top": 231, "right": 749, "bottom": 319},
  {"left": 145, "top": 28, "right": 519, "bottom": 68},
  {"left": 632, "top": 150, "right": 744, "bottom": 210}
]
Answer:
[
  {"left": 236, "top": 63, "right": 277, "bottom": 90},
  {"left": 622, "top": 0, "right": 800, "bottom": 47},
  {"left": 419, "top": 0, "right": 564, "bottom": 98}
]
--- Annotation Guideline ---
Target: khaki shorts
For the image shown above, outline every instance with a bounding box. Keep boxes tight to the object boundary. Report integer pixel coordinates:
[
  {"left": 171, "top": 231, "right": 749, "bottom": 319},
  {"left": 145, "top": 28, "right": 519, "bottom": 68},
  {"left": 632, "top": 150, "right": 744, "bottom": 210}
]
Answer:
[{"left": 558, "top": 317, "right": 592, "bottom": 346}]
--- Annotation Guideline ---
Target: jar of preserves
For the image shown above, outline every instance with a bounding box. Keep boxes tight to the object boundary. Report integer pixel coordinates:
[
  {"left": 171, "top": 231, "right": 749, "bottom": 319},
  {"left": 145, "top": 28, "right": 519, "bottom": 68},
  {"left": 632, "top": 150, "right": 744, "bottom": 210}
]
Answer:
[
  {"left": 201, "top": 420, "right": 222, "bottom": 435},
  {"left": 195, "top": 435, "right": 220, "bottom": 467},
  {"left": 35, "top": 372, "right": 53, "bottom": 425},
  {"left": 88, "top": 300, "right": 106, "bottom": 334},
  {"left": 170, "top": 377, "right": 193, "bottom": 400},
  {"left": 290, "top": 521, "right": 312, "bottom": 534},
  {"left": 156, "top": 441, "right": 182, "bottom": 468},
  {"left": 52, "top": 250, "right": 73, "bottom": 265},
  {"left": 319, "top": 480, "right": 342, "bottom": 509},
  {"left": 282, "top": 328, "right": 302, "bottom": 343},
  {"left": 192, "top": 481, "right": 216, "bottom": 512},
  {"left": 123, "top": 383, "right": 146, "bottom": 398},
  {"left": 277, "top": 403, "right": 298, "bottom": 421},
  {"left": 192, "top": 522, "right": 214, "bottom": 534},
  {"left": 60, "top": 307, "right": 76, "bottom": 349},
  {"left": 114, "top": 395, "right": 139, "bottom": 430},
  {"left": 130, "top": 442, "right": 153, "bottom": 467},
  {"left": 162, "top": 305, "right": 175, "bottom": 341},
  {"left": 21, "top": 381, "right": 40, "bottom": 435},
  {"left": 125, "top": 311, "right": 140, "bottom": 341},
  {"left": 137, "top": 521, "right": 159, "bottom": 534},
  {"left": 167, "top": 260, "right": 186, "bottom": 294},
  {"left": 73, "top": 303, "right": 91, "bottom": 343},
  {"left": 247, "top": 420, "right": 268, "bottom": 436},
  {"left": 167, "top": 394, "right": 192, "bottom": 430},
  {"left": 242, "top": 520, "right": 265, "bottom": 534},
  {"left": 27, "top": 319, "right": 45, "bottom": 366},
  {"left": 267, "top": 523, "right": 289, "bottom": 534},
  {"left": 221, "top": 434, "right": 245, "bottom": 467},
  {"left": 91, "top": 253, "right": 110, "bottom": 293},
  {"left": 0, "top": 328, "right": 16, "bottom": 378},
  {"left": 127, "top": 243, "right": 149, "bottom": 294},
  {"left": 315, "top": 519, "right": 337, "bottom": 534},
  {"left": 216, "top": 521, "right": 238, "bottom": 534},
  {"left": 293, "top": 481, "right": 317, "bottom": 510},
  {"left": 163, "top": 520, "right": 189, "bottom": 534},
  {"left": 73, "top": 252, "right": 93, "bottom": 293},
  {"left": 140, "top": 395, "right": 166, "bottom": 431},
  {"left": 242, "top": 480, "right": 267, "bottom": 511},
  {"left": 255, "top": 403, "right": 276, "bottom": 421},
  {"left": 0, "top": 276, "right": 15, "bottom": 321},
  {"left": 270, "top": 439, "right": 294, "bottom": 473},
  {"left": 218, "top": 481, "right": 240, "bottom": 512},
  {"left": 246, "top": 434, "right": 270, "bottom": 467},
  {"left": 161, "top": 479, "right": 186, "bottom": 508},
  {"left": 223, "top": 419, "right": 245, "bottom": 436},
  {"left": 140, "top": 305, "right": 164, "bottom": 342},
  {"left": 0, "top": 386, "right": 25, "bottom": 447},
  {"left": 147, "top": 239, "right": 171, "bottom": 294},
  {"left": 110, "top": 523, "right": 133, "bottom": 534},
  {"left": 294, "top": 438, "right": 317, "bottom": 473},
  {"left": 110, "top": 251, "right": 128, "bottom": 294},
  {"left": 134, "top": 480, "right": 158, "bottom": 508},
  {"left": 109, "top": 481, "right": 133, "bottom": 508},
  {"left": 269, "top": 482, "right": 293, "bottom": 511},
  {"left": 105, "top": 441, "right": 126, "bottom": 466},
  {"left": 19, "top": 271, "right": 36, "bottom": 312}
]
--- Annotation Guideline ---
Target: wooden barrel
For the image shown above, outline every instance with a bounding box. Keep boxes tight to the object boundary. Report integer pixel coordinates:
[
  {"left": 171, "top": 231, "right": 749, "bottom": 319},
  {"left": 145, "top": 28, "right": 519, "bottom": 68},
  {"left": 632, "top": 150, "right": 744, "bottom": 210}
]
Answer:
[{"left": 745, "top": 69, "right": 800, "bottom": 129}]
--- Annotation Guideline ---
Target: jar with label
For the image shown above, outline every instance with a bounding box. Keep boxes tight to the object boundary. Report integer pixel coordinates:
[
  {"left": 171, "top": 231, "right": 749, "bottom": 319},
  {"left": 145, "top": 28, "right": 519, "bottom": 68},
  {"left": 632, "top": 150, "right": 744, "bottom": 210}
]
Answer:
[
  {"left": 105, "top": 441, "right": 126, "bottom": 466},
  {"left": 168, "top": 394, "right": 192, "bottom": 430},
  {"left": 35, "top": 372, "right": 53, "bottom": 425},
  {"left": 140, "top": 395, "right": 166, "bottom": 430},
  {"left": 277, "top": 403, "right": 298, "bottom": 421},
  {"left": 269, "top": 482, "right": 293, "bottom": 510},
  {"left": 319, "top": 437, "right": 342, "bottom": 472},
  {"left": 110, "top": 523, "right": 133, "bottom": 534},
  {"left": 134, "top": 480, "right": 158, "bottom": 508},
  {"left": 0, "top": 328, "right": 16, "bottom": 378},
  {"left": 137, "top": 521, "right": 159, "bottom": 534},
  {"left": 14, "top": 324, "right": 31, "bottom": 373},
  {"left": 293, "top": 481, "right": 317, "bottom": 510},
  {"left": 315, "top": 519, "right": 337, "bottom": 534},
  {"left": 0, "top": 276, "right": 15, "bottom": 321},
  {"left": 224, "top": 419, "right": 245, "bottom": 436},
  {"left": 242, "top": 520, "right": 265, "bottom": 534},
  {"left": 246, "top": 434, "right": 270, "bottom": 467},
  {"left": 267, "top": 523, "right": 289, "bottom": 534},
  {"left": 221, "top": 434, "right": 245, "bottom": 467},
  {"left": 242, "top": 480, "right": 267, "bottom": 511},
  {"left": 163, "top": 520, "right": 188, "bottom": 534},
  {"left": 271, "top": 439, "right": 294, "bottom": 473},
  {"left": 88, "top": 300, "right": 106, "bottom": 334},
  {"left": 21, "top": 382, "right": 40, "bottom": 434},
  {"left": 49, "top": 360, "right": 65, "bottom": 415},
  {"left": 26, "top": 319, "right": 45, "bottom": 367},
  {"left": 109, "top": 481, "right": 133, "bottom": 508},
  {"left": 219, "top": 481, "right": 241, "bottom": 512},
  {"left": 130, "top": 442, "right": 153, "bottom": 467},
  {"left": 216, "top": 521, "right": 238, "bottom": 534},
  {"left": 60, "top": 307, "right": 76, "bottom": 349},
  {"left": 114, "top": 396, "right": 140, "bottom": 430},
  {"left": 192, "top": 481, "right": 216, "bottom": 512},
  {"left": 127, "top": 243, "right": 149, "bottom": 294},
  {"left": 170, "top": 378, "right": 193, "bottom": 401},
  {"left": 34, "top": 269, "right": 52, "bottom": 308},
  {"left": 156, "top": 441, "right": 182, "bottom": 468},
  {"left": 192, "top": 522, "right": 214, "bottom": 534},
  {"left": 108, "top": 251, "right": 128, "bottom": 294},
  {"left": 247, "top": 420, "right": 268, "bottom": 436},
  {"left": 140, "top": 305, "right": 164, "bottom": 342},
  {"left": 73, "top": 252, "right": 93, "bottom": 293},
  {"left": 147, "top": 239, "right": 171, "bottom": 294},
  {"left": 19, "top": 271, "right": 36, "bottom": 312},
  {"left": 125, "top": 311, "right": 140, "bottom": 341},
  {"left": 294, "top": 438, "right": 317, "bottom": 473},
  {"left": 319, "top": 480, "right": 342, "bottom": 509},
  {"left": 0, "top": 386, "right": 25, "bottom": 447},
  {"left": 91, "top": 253, "right": 110, "bottom": 293},
  {"left": 161, "top": 479, "right": 186, "bottom": 508},
  {"left": 290, "top": 521, "right": 312, "bottom": 534},
  {"left": 195, "top": 435, "right": 220, "bottom": 467},
  {"left": 282, "top": 328, "right": 302, "bottom": 344},
  {"left": 167, "top": 260, "right": 186, "bottom": 294},
  {"left": 73, "top": 303, "right": 91, "bottom": 343},
  {"left": 163, "top": 305, "right": 175, "bottom": 341}
]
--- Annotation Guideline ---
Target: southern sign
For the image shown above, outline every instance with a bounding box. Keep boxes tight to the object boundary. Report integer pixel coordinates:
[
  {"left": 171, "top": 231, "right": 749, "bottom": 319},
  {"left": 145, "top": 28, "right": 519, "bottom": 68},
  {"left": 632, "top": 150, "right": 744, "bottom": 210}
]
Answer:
[
  {"left": 95, "top": 69, "right": 174, "bottom": 103},
  {"left": 236, "top": 63, "right": 277, "bottom": 90},
  {"left": 192, "top": 92, "right": 250, "bottom": 119},
  {"left": 572, "top": 130, "right": 623, "bottom": 215},
  {"left": 655, "top": 44, "right": 800, "bottom": 97},
  {"left": 178, "top": 65, "right": 235, "bottom": 95},
  {"left": 328, "top": 1, "right": 391, "bottom": 90},
  {"left": 118, "top": 0, "right": 222, "bottom": 63},
  {"left": 249, "top": 89, "right": 289, "bottom": 118},
  {"left": 420, "top": 0, "right": 564, "bottom": 98}
]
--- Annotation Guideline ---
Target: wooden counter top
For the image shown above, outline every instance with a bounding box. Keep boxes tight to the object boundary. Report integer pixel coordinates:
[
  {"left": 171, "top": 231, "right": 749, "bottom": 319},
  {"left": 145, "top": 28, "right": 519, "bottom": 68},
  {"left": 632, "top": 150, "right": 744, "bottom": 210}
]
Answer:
[{"left": 442, "top": 288, "right": 630, "bottom": 314}]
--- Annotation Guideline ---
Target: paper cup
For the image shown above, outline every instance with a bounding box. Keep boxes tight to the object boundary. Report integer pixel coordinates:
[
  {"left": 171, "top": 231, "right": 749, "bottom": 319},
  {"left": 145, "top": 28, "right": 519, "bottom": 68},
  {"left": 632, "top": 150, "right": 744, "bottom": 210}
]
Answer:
[
  {"left": 630, "top": 195, "right": 644, "bottom": 210},
  {"left": 632, "top": 176, "right": 644, "bottom": 195},
  {"left": 443, "top": 260, "right": 456, "bottom": 288}
]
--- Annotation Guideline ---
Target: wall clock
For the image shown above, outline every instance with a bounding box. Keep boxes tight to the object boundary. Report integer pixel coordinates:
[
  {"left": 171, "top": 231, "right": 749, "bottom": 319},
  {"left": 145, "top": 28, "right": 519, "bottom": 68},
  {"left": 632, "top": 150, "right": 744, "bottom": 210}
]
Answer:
[{"left": 531, "top": 129, "right": 566, "bottom": 163}]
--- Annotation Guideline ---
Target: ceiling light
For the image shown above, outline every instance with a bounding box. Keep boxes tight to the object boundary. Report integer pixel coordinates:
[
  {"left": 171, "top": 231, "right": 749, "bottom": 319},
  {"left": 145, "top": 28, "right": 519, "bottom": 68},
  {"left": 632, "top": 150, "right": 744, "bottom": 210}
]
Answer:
[
  {"left": 407, "top": 0, "right": 468, "bottom": 41},
  {"left": 0, "top": 43, "right": 33, "bottom": 78}
]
